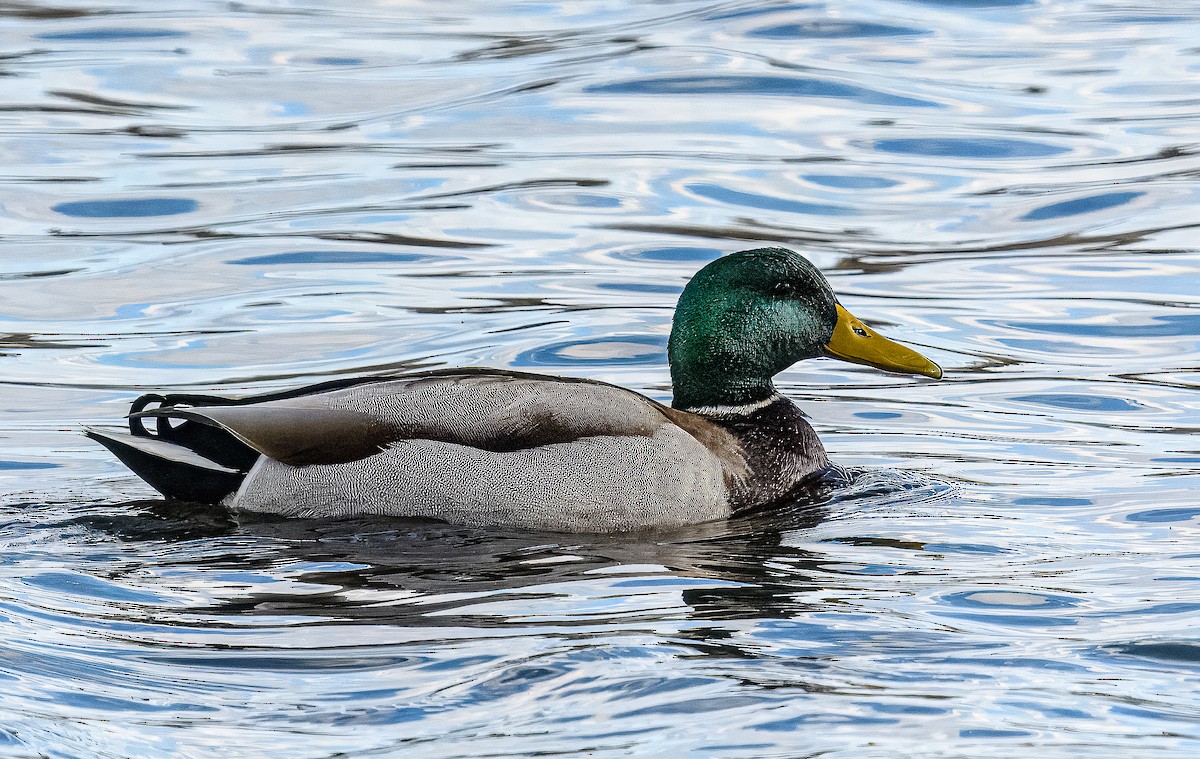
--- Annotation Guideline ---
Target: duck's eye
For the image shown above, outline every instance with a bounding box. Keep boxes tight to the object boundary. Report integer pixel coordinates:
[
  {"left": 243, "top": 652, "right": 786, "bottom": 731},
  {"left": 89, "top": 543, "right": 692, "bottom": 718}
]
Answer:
[
  {"left": 852, "top": 325, "right": 868, "bottom": 337},
  {"left": 772, "top": 282, "right": 795, "bottom": 296}
]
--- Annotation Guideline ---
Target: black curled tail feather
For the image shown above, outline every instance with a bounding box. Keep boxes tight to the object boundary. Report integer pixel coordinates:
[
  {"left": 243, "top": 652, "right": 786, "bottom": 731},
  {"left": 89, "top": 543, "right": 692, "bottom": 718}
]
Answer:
[{"left": 128, "top": 392, "right": 261, "bottom": 473}]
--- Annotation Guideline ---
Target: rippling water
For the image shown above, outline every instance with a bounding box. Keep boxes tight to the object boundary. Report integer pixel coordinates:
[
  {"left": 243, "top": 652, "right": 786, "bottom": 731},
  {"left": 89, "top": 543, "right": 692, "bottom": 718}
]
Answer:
[{"left": 2, "top": 1, "right": 1199, "bottom": 756}]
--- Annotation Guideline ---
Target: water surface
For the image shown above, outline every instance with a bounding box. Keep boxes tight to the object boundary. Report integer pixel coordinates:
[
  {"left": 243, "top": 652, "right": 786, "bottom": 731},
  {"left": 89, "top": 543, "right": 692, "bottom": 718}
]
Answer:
[{"left": 1, "top": 0, "right": 1198, "bottom": 756}]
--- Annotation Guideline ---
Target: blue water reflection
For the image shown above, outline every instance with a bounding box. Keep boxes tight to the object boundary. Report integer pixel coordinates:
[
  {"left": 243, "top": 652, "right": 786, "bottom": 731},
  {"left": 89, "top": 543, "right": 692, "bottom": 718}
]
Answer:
[
  {"left": 748, "top": 21, "right": 927, "bottom": 38},
  {"left": 688, "top": 183, "right": 857, "bottom": 216},
  {"left": 1125, "top": 507, "right": 1200, "bottom": 523},
  {"left": 914, "top": 0, "right": 1036, "bottom": 7},
  {"left": 589, "top": 75, "right": 938, "bottom": 108},
  {"left": 805, "top": 174, "right": 900, "bottom": 190},
  {"left": 595, "top": 282, "right": 682, "bottom": 295},
  {"left": 1021, "top": 191, "right": 1143, "bottom": 221},
  {"left": 1001, "top": 314, "right": 1199, "bottom": 338},
  {"left": 53, "top": 198, "right": 197, "bottom": 218},
  {"left": 875, "top": 137, "right": 1069, "bottom": 158},
  {"left": 37, "top": 28, "right": 187, "bottom": 41},
  {"left": 1013, "top": 394, "right": 1142, "bottom": 412},
  {"left": 514, "top": 335, "right": 666, "bottom": 367},
  {"left": 226, "top": 250, "right": 438, "bottom": 266},
  {"left": 611, "top": 246, "right": 722, "bottom": 263},
  {"left": 1106, "top": 642, "right": 1200, "bottom": 666}
]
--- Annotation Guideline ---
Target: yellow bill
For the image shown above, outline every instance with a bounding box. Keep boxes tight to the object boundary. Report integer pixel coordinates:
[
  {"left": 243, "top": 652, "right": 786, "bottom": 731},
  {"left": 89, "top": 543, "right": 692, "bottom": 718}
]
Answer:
[{"left": 824, "top": 304, "right": 942, "bottom": 379}]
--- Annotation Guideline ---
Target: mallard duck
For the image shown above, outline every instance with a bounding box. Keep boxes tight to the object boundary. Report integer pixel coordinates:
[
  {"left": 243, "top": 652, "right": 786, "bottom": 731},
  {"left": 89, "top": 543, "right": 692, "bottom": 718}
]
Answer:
[{"left": 87, "top": 247, "right": 941, "bottom": 532}]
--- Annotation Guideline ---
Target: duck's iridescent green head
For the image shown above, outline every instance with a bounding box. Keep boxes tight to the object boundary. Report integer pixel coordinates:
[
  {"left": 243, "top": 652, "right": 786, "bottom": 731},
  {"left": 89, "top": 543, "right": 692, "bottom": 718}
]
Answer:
[{"left": 668, "top": 247, "right": 941, "bottom": 411}]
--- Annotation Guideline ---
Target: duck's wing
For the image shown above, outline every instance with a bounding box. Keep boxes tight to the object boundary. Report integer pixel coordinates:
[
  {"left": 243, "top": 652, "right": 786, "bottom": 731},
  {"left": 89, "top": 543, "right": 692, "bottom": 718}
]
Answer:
[
  {"left": 131, "top": 369, "right": 741, "bottom": 469},
  {"left": 131, "top": 404, "right": 402, "bottom": 466}
]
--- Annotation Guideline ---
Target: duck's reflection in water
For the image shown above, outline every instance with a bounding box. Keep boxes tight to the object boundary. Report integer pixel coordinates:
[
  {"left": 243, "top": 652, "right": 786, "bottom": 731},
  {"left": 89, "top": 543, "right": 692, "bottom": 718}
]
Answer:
[{"left": 77, "top": 483, "right": 841, "bottom": 630}]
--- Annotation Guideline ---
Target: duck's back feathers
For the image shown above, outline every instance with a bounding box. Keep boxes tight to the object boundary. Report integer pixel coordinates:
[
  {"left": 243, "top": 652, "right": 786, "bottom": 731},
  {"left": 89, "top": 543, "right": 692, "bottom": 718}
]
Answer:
[
  {"left": 299, "top": 369, "right": 674, "bottom": 453},
  {"left": 133, "top": 368, "right": 693, "bottom": 461}
]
